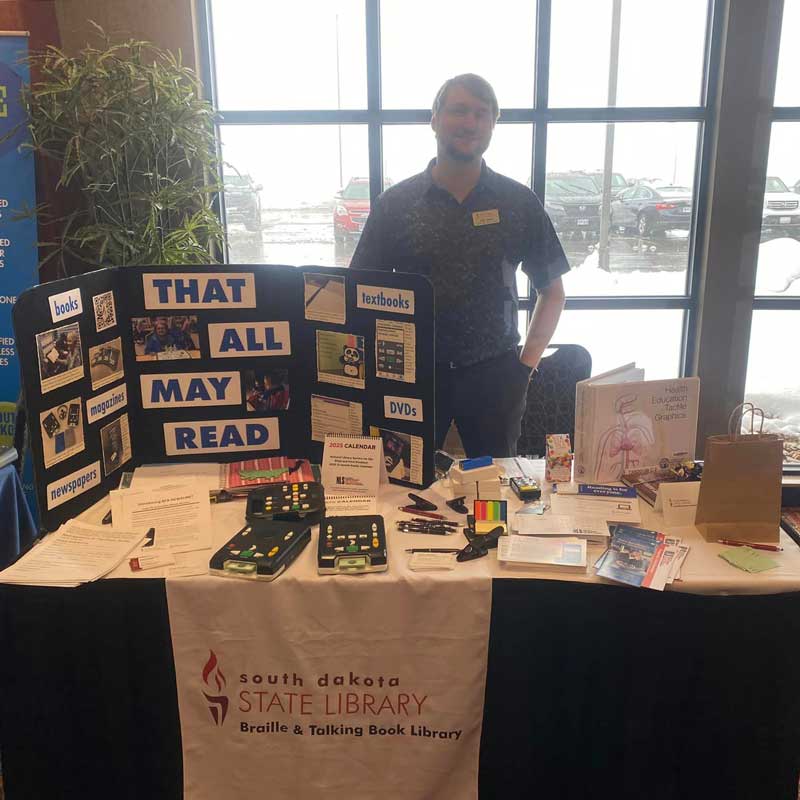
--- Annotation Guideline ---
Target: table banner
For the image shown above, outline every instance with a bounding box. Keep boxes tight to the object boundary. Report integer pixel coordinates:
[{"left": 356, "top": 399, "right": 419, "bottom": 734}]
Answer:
[{"left": 167, "top": 574, "right": 492, "bottom": 800}]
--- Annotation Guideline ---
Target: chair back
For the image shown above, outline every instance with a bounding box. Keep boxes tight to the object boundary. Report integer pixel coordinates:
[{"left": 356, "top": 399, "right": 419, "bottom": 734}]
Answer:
[{"left": 517, "top": 344, "right": 592, "bottom": 458}]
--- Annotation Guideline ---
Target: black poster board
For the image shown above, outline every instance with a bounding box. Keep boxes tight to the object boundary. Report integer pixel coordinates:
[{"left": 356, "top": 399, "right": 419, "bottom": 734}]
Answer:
[{"left": 14, "top": 264, "right": 435, "bottom": 532}]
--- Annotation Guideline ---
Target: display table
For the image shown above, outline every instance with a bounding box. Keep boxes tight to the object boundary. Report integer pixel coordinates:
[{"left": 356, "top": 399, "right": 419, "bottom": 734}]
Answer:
[{"left": 2, "top": 474, "right": 800, "bottom": 799}]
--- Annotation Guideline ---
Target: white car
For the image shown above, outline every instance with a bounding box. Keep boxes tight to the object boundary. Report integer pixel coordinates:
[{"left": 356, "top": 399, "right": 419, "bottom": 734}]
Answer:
[{"left": 762, "top": 176, "right": 800, "bottom": 239}]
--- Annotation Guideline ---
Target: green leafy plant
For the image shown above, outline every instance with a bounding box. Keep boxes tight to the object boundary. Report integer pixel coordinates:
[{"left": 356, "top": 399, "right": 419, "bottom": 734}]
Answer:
[{"left": 19, "top": 24, "right": 223, "bottom": 276}]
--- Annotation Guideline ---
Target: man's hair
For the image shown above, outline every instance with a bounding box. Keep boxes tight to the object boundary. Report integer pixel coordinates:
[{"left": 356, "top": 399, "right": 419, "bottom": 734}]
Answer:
[{"left": 432, "top": 74, "right": 500, "bottom": 121}]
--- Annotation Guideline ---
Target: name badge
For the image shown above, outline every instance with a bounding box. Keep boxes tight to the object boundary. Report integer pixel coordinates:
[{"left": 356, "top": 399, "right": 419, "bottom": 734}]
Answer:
[{"left": 472, "top": 209, "right": 500, "bottom": 226}]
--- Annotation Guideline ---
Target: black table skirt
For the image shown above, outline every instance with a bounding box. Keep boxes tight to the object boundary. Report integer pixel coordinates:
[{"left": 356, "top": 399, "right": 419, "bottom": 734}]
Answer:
[{"left": 2, "top": 579, "right": 799, "bottom": 800}]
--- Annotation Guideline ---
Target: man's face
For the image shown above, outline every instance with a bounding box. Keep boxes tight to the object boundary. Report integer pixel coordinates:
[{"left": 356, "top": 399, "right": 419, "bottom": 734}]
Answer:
[
  {"left": 431, "top": 84, "right": 495, "bottom": 163},
  {"left": 155, "top": 319, "right": 168, "bottom": 336}
]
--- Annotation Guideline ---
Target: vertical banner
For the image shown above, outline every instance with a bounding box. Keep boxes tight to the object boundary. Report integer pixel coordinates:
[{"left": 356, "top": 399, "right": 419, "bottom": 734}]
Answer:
[
  {"left": 0, "top": 33, "right": 38, "bottom": 517},
  {"left": 167, "top": 574, "right": 492, "bottom": 799}
]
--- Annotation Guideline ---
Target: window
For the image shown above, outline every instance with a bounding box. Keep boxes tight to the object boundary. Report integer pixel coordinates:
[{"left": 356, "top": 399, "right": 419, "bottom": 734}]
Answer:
[
  {"left": 204, "top": 0, "right": 715, "bottom": 385},
  {"left": 745, "top": 1, "right": 800, "bottom": 463}
]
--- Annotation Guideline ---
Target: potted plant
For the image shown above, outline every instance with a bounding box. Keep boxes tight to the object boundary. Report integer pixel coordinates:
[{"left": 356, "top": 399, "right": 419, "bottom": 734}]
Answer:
[{"left": 17, "top": 24, "right": 223, "bottom": 276}]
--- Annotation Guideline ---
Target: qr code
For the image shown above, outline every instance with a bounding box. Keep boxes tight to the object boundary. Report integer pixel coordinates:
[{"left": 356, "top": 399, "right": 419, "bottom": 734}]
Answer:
[{"left": 93, "top": 291, "right": 116, "bottom": 332}]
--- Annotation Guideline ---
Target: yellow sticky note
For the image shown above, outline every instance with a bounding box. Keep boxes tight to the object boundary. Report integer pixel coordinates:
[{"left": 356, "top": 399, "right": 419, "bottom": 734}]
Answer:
[
  {"left": 472, "top": 209, "right": 500, "bottom": 226},
  {"left": 719, "top": 547, "right": 779, "bottom": 573}
]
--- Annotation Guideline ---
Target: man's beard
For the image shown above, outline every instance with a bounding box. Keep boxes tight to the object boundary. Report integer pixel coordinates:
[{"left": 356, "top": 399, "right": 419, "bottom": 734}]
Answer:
[{"left": 441, "top": 134, "right": 487, "bottom": 163}]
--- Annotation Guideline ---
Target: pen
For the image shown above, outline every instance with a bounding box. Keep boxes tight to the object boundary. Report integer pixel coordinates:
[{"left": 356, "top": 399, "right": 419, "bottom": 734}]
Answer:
[
  {"left": 718, "top": 539, "right": 783, "bottom": 552},
  {"left": 398, "top": 507, "right": 445, "bottom": 520},
  {"left": 405, "top": 548, "right": 461, "bottom": 554}
]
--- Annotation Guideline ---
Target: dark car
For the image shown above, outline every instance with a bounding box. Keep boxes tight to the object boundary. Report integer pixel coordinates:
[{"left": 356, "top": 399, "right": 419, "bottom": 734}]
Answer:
[
  {"left": 223, "top": 172, "right": 262, "bottom": 232},
  {"left": 334, "top": 177, "right": 371, "bottom": 241},
  {"left": 611, "top": 182, "right": 693, "bottom": 237},
  {"left": 544, "top": 172, "right": 603, "bottom": 240}
]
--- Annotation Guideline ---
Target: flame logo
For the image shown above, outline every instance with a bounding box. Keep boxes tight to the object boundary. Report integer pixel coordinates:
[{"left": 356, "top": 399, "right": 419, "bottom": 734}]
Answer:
[{"left": 201, "top": 650, "right": 229, "bottom": 726}]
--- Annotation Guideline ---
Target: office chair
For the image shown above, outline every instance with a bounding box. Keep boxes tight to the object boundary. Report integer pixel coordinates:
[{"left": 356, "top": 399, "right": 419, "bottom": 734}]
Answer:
[{"left": 517, "top": 343, "right": 592, "bottom": 458}]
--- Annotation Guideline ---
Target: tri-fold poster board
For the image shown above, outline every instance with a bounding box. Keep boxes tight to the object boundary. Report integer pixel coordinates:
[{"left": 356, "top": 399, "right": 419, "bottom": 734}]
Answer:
[{"left": 14, "top": 264, "right": 436, "bottom": 531}]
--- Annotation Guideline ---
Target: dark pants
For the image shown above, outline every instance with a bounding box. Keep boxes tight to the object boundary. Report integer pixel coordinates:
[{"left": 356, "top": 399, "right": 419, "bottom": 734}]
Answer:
[{"left": 435, "top": 349, "right": 531, "bottom": 458}]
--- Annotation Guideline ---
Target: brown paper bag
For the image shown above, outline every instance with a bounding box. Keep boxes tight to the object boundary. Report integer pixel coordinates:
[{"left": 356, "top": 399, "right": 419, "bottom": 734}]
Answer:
[{"left": 695, "top": 404, "right": 783, "bottom": 543}]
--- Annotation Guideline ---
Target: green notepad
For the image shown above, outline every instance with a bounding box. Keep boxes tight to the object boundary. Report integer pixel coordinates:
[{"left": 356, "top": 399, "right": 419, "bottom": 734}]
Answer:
[{"left": 718, "top": 547, "right": 779, "bottom": 573}]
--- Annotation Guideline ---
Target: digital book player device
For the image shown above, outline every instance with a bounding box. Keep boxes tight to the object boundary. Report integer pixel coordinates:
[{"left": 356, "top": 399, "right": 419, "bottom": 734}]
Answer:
[
  {"left": 210, "top": 520, "right": 312, "bottom": 581},
  {"left": 245, "top": 481, "right": 325, "bottom": 523},
  {"left": 317, "top": 515, "right": 388, "bottom": 574}
]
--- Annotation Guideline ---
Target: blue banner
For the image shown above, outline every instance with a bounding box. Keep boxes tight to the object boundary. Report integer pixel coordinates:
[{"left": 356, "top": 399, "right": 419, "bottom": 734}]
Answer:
[{"left": 0, "top": 34, "right": 39, "bottom": 518}]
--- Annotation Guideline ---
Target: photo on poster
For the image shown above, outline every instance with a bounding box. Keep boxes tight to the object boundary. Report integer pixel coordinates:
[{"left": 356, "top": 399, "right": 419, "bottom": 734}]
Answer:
[
  {"left": 375, "top": 319, "right": 416, "bottom": 383},
  {"left": 88, "top": 336, "right": 124, "bottom": 390},
  {"left": 369, "top": 425, "right": 423, "bottom": 484},
  {"left": 311, "top": 394, "right": 363, "bottom": 441},
  {"left": 244, "top": 368, "right": 290, "bottom": 412},
  {"left": 131, "top": 315, "right": 200, "bottom": 361},
  {"left": 316, "top": 330, "right": 365, "bottom": 390},
  {"left": 36, "top": 322, "right": 84, "bottom": 394},
  {"left": 92, "top": 290, "right": 117, "bottom": 332},
  {"left": 304, "top": 273, "right": 346, "bottom": 325},
  {"left": 101, "top": 412, "right": 132, "bottom": 476},
  {"left": 39, "top": 397, "right": 85, "bottom": 468}
]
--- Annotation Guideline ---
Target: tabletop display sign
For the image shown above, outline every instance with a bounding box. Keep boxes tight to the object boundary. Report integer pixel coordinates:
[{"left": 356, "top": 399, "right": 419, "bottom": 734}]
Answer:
[
  {"left": 0, "top": 33, "right": 39, "bottom": 518},
  {"left": 13, "top": 264, "right": 436, "bottom": 531}
]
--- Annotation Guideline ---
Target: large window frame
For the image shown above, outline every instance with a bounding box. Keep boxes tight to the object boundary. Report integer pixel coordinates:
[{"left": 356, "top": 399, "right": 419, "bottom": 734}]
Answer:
[{"left": 198, "top": 0, "right": 723, "bottom": 371}]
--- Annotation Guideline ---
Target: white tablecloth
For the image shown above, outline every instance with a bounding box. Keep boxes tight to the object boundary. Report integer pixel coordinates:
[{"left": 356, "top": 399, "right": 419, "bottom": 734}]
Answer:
[{"left": 75, "top": 463, "right": 800, "bottom": 595}]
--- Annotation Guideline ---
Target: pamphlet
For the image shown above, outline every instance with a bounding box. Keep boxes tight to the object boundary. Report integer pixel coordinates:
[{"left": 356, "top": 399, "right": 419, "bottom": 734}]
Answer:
[{"left": 595, "top": 524, "right": 665, "bottom": 588}]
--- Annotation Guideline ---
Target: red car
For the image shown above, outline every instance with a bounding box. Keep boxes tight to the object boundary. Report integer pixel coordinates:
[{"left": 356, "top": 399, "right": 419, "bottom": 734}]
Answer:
[{"left": 334, "top": 177, "right": 371, "bottom": 241}]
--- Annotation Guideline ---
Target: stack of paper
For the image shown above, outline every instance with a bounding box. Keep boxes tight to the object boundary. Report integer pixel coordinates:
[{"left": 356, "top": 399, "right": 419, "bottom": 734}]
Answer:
[
  {"left": 110, "top": 480, "right": 213, "bottom": 578},
  {"left": 594, "top": 523, "right": 689, "bottom": 590},
  {"left": 0, "top": 521, "right": 146, "bottom": 588},
  {"left": 497, "top": 535, "right": 588, "bottom": 573},
  {"left": 513, "top": 483, "right": 642, "bottom": 544}
]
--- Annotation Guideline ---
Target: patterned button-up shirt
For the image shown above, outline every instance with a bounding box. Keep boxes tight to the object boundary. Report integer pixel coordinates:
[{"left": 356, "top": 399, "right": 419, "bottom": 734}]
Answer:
[{"left": 350, "top": 159, "right": 570, "bottom": 366}]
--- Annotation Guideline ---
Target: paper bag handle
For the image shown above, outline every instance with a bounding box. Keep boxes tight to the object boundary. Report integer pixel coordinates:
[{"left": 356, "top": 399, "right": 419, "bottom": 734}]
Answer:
[{"left": 728, "top": 402, "right": 765, "bottom": 439}]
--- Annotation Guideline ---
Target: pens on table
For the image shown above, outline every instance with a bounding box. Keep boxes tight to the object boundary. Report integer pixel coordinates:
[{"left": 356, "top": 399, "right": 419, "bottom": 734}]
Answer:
[
  {"left": 718, "top": 539, "right": 783, "bottom": 552},
  {"left": 405, "top": 548, "right": 461, "bottom": 554},
  {"left": 398, "top": 506, "right": 445, "bottom": 520}
]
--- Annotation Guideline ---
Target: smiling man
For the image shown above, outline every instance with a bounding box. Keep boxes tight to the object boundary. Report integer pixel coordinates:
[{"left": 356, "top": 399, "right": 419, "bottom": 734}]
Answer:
[{"left": 351, "top": 73, "right": 569, "bottom": 457}]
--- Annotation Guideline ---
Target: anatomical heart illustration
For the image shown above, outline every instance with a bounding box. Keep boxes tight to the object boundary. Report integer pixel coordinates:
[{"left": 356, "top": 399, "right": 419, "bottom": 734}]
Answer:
[{"left": 594, "top": 393, "right": 656, "bottom": 481}]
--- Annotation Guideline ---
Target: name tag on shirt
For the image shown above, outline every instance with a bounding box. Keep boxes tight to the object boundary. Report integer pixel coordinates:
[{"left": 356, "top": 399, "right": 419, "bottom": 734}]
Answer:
[{"left": 472, "top": 209, "right": 500, "bottom": 226}]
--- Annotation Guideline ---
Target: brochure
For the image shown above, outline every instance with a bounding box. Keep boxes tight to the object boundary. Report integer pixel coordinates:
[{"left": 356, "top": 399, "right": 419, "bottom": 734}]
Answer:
[{"left": 596, "top": 523, "right": 665, "bottom": 588}]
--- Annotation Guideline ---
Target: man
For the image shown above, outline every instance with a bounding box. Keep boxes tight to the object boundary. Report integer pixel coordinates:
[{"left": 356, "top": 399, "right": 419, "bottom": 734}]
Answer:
[{"left": 351, "top": 73, "right": 569, "bottom": 457}]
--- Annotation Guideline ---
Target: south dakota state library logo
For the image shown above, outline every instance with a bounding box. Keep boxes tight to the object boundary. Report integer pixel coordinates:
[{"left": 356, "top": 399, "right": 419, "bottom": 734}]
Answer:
[{"left": 202, "top": 650, "right": 229, "bottom": 726}]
